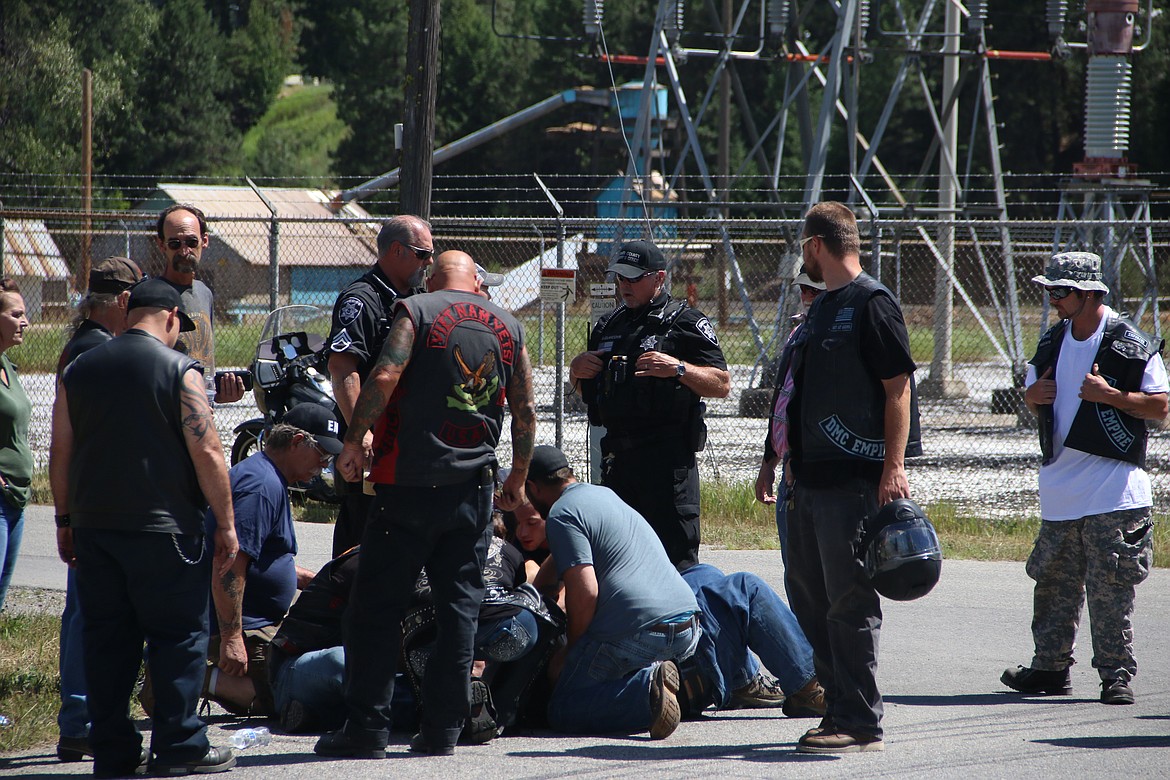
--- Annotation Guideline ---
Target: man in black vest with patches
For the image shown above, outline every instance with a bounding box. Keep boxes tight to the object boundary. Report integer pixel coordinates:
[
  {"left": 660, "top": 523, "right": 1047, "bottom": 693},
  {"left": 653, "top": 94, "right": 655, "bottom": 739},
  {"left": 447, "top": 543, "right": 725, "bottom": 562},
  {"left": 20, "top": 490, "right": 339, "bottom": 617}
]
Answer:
[
  {"left": 786, "top": 202, "right": 921, "bottom": 755},
  {"left": 314, "top": 250, "right": 535, "bottom": 759},
  {"left": 1001, "top": 251, "right": 1168, "bottom": 705},
  {"left": 569, "top": 239, "right": 730, "bottom": 572}
]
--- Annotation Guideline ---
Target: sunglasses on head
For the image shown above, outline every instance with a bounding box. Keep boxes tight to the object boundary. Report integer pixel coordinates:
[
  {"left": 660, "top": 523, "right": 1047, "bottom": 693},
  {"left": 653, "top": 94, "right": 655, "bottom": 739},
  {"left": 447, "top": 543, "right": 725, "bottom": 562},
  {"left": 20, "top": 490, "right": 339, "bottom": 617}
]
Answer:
[
  {"left": 165, "top": 237, "right": 201, "bottom": 250},
  {"left": 1046, "top": 286, "right": 1075, "bottom": 300}
]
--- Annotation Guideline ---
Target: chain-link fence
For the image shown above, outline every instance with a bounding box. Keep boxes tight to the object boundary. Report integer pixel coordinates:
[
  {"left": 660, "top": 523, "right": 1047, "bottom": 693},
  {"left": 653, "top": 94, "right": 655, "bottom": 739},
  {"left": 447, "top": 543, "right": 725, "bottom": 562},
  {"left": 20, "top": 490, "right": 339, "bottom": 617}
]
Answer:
[{"left": 3, "top": 200, "right": 1168, "bottom": 521}]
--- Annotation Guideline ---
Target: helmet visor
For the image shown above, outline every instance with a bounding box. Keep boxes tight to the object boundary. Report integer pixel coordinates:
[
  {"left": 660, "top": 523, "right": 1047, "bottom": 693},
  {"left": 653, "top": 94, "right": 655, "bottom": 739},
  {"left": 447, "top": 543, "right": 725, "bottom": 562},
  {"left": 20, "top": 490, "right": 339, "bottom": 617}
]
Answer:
[{"left": 867, "top": 520, "right": 942, "bottom": 576}]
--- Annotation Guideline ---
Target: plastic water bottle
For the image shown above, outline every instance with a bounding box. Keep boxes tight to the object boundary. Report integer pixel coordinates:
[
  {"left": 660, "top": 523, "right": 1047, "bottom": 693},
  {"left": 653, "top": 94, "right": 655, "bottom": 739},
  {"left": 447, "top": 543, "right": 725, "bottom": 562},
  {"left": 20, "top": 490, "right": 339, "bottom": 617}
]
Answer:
[{"left": 228, "top": 727, "right": 271, "bottom": 750}]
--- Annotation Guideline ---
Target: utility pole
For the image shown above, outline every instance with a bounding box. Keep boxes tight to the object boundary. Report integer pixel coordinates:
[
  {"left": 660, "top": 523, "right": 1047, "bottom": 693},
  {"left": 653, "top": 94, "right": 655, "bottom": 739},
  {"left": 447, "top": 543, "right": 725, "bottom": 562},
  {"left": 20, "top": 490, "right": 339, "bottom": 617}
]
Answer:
[
  {"left": 400, "top": 0, "right": 441, "bottom": 219},
  {"left": 81, "top": 68, "right": 93, "bottom": 292}
]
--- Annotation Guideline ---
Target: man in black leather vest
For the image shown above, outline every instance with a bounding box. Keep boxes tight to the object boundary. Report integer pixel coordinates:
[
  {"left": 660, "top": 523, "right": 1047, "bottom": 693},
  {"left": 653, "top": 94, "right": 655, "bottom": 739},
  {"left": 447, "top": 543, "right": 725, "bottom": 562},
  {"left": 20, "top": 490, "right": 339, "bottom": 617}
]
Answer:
[
  {"left": 314, "top": 251, "right": 535, "bottom": 759},
  {"left": 785, "top": 202, "right": 920, "bottom": 755},
  {"left": 569, "top": 239, "right": 730, "bottom": 572},
  {"left": 1001, "top": 251, "right": 1168, "bottom": 705},
  {"left": 50, "top": 279, "right": 240, "bottom": 776},
  {"left": 326, "top": 215, "right": 434, "bottom": 558}
]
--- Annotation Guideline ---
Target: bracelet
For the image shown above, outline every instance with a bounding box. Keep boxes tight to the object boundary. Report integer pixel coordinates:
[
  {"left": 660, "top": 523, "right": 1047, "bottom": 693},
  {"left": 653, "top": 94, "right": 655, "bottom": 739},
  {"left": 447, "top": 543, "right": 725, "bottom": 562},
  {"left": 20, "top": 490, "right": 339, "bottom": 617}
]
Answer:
[{"left": 55, "top": 514, "right": 72, "bottom": 529}]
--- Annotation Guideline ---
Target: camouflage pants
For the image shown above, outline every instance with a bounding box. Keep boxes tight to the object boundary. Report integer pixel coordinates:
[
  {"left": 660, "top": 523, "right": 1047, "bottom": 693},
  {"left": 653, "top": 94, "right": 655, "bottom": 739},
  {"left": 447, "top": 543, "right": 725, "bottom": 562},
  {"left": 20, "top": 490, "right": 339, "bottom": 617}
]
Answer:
[{"left": 1026, "top": 507, "right": 1153, "bottom": 681}]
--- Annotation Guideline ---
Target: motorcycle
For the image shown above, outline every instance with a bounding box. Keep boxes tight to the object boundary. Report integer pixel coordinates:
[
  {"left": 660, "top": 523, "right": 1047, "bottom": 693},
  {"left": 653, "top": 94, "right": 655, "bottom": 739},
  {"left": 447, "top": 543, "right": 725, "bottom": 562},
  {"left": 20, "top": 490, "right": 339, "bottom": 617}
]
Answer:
[{"left": 231, "top": 304, "right": 342, "bottom": 504}]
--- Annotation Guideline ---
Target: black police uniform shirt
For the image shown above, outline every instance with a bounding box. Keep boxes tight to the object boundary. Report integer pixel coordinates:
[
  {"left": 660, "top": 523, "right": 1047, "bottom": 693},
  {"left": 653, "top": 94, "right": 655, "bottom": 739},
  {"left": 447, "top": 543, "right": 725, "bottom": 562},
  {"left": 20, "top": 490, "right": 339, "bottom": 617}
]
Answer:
[
  {"left": 588, "top": 292, "right": 726, "bottom": 433},
  {"left": 328, "top": 265, "right": 405, "bottom": 384},
  {"left": 790, "top": 289, "right": 916, "bottom": 488}
]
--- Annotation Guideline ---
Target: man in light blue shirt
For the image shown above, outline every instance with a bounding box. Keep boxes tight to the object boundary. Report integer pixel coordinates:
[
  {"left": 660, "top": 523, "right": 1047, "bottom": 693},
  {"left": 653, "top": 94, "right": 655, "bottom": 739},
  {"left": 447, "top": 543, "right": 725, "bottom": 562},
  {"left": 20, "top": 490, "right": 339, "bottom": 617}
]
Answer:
[{"left": 525, "top": 445, "right": 699, "bottom": 739}]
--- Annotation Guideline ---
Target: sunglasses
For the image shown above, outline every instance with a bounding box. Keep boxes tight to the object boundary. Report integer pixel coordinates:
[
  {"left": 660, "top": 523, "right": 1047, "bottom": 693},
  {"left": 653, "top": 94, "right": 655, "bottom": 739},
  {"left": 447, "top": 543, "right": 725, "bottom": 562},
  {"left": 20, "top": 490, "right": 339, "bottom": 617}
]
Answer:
[
  {"left": 402, "top": 242, "right": 434, "bottom": 261},
  {"left": 617, "top": 271, "right": 655, "bottom": 284},
  {"left": 1046, "top": 286, "right": 1075, "bottom": 301},
  {"left": 310, "top": 441, "right": 333, "bottom": 466},
  {"left": 798, "top": 235, "right": 823, "bottom": 250},
  {"left": 165, "top": 237, "right": 201, "bottom": 250}
]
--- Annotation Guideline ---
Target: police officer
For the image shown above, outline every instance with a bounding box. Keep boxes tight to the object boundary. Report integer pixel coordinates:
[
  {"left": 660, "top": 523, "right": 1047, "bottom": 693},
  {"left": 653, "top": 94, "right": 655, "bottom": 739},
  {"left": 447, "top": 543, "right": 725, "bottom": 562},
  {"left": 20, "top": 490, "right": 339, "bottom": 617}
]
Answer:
[
  {"left": 569, "top": 239, "right": 730, "bottom": 571},
  {"left": 326, "top": 215, "right": 434, "bottom": 557},
  {"left": 1001, "top": 251, "right": 1168, "bottom": 705}
]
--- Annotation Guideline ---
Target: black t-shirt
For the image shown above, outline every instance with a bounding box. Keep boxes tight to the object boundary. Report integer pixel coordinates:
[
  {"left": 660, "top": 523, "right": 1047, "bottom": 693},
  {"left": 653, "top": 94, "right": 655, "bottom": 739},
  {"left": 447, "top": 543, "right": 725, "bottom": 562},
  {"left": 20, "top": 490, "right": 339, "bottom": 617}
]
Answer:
[
  {"left": 790, "top": 289, "right": 916, "bottom": 487},
  {"left": 327, "top": 266, "right": 405, "bottom": 384}
]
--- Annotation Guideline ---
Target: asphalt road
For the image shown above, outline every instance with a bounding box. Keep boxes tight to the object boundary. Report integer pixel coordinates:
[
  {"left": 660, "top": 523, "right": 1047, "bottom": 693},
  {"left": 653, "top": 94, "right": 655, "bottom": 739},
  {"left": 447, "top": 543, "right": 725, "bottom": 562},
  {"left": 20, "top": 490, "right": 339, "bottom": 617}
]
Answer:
[{"left": 4, "top": 505, "right": 1170, "bottom": 778}]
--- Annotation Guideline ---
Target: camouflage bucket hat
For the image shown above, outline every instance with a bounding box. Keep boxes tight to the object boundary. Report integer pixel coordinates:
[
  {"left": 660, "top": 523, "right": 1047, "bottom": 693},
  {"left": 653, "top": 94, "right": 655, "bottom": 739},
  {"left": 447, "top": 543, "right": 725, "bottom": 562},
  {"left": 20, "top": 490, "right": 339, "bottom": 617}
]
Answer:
[{"left": 1030, "top": 251, "right": 1110, "bottom": 293}]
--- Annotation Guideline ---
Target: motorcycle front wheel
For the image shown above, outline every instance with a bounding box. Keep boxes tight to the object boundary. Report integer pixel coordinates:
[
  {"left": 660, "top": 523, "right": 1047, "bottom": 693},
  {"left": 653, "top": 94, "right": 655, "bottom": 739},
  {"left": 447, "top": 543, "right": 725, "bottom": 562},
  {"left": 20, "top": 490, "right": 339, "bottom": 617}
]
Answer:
[{"left": 231, "top": 424, "right": 264, "bottom": 466}]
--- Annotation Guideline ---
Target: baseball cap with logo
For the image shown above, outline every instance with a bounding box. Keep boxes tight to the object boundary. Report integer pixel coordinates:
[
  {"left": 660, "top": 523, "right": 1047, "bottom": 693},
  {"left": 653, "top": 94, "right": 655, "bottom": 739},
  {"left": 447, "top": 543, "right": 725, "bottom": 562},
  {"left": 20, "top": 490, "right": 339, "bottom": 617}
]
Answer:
[
  {"left": 282, "top": 404, "right": 344, "bottom": 454},
  {"left": 606, "top": 239, "right": 667, "bottom": 278},
  {"left": 128, "top": 278, "right": 196, "bottom": 332},
  {"left": 1030, "top": 251, "right": 1110, "bottom": 293},
  {"left": 475, "top": 263, "right": 504, "bottom": 288},
  {"left": 89, "top": 256, "right": 143, "bottom": 295}
]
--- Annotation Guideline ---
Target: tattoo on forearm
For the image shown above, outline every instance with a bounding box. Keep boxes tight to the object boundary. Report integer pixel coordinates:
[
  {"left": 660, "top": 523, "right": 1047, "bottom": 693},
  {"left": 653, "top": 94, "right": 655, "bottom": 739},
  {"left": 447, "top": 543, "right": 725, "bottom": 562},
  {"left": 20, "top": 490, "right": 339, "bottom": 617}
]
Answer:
[
  {"left": 374, "top": 316, "right": 415, "bottom": 372},
  {"left": 218, "top": 570, "right": 243, "bottom": 632},
  {"left": 508, "top": 350, "right": 537, "bottom": 464}
]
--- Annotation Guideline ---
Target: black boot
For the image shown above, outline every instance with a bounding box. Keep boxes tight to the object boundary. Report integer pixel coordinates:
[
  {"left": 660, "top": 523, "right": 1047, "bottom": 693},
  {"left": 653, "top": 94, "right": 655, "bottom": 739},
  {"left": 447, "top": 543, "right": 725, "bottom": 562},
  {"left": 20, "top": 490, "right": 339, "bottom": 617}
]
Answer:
[{"left": 1000, "top": 665, "right": 1072, "bottom": 695}]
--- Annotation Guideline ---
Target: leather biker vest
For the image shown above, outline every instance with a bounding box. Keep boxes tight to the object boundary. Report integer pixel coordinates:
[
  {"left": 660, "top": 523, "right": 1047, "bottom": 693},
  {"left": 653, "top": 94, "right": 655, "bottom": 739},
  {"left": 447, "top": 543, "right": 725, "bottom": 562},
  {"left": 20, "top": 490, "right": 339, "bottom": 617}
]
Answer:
[{"left": 1030, "top": 315, "right": 1162, "bottom": 467}]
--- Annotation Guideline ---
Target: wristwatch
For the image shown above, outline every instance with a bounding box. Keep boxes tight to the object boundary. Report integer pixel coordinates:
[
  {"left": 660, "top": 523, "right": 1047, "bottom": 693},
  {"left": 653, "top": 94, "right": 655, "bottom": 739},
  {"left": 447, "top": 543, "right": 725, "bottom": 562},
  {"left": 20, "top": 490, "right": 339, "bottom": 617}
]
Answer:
[
  {"left": 675, "top": 362, "right": 686, "bottom": 378},
  {"left": 55, "top": 514, "right": 71, "bottom": 529}
]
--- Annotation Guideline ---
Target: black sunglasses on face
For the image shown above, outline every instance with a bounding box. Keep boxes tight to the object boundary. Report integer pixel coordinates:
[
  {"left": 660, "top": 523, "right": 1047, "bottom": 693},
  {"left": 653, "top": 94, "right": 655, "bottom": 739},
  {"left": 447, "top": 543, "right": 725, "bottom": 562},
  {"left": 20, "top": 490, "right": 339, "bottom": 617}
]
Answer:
[
  {"left": 401, "top": 242, "right": 434, "bottom": 261},
  {"left": 165, "top": 237, "right": 201, "bottom": 250},
  {"left": 617, "top": 271, "right": 655, "bottom": 284},
  {"left": 1046, "top": 286, "right": 1075, "bottom": 300}
]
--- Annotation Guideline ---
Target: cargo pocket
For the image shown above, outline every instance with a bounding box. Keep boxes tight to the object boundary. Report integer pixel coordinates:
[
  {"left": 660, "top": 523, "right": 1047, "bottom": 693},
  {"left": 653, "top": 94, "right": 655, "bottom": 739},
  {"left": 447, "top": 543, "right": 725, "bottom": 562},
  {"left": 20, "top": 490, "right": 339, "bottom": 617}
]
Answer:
[{"left": 1110, "top": 520, "right": 1153, "bottom": 586}]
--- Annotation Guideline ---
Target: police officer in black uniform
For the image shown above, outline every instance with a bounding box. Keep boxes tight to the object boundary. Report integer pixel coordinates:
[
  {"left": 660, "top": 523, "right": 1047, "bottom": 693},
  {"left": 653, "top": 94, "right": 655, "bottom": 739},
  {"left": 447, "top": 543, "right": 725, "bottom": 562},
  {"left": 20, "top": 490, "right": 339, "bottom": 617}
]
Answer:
[
  {"left": 327, "top": 214, "right": 434, "bottom": 557},
  {"left": 569, "top": 239, "right": 730, "bottom": 571}
]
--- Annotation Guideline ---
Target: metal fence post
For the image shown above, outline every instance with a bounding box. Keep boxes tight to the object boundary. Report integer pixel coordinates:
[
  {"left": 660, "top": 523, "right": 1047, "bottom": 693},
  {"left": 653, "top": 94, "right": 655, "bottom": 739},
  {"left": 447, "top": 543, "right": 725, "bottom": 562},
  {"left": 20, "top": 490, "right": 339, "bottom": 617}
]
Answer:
[
  {"left": 246, "top": 177, "right": 279, "bottom": 311},
  {"left": 534, "top": 174, "right": 566, "bottom": 450}
]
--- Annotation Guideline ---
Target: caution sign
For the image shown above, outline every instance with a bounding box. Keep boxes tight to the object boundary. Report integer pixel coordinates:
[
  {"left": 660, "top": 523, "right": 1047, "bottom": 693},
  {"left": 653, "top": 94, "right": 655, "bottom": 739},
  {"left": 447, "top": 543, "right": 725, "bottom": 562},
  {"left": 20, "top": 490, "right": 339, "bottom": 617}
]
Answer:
[
  {"left": 590, "top": 283, "right": 616, "bottom": 326},
  {"left": 540, "top": 268, "right": 576, "bottom": 304}
]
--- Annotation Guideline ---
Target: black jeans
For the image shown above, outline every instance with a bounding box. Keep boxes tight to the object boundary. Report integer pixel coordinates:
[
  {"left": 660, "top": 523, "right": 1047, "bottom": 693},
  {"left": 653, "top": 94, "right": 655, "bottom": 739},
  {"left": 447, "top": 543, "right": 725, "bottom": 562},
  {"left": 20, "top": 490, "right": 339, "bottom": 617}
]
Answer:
[
  {"left": 785, "top": 479, "right": 884, "bottom": 738},
  {"left": 74, "top": 528, "right": 211, "bottom": 771},
  {"left": 341, "top": 474, "right": 493, "bottom": 748}
]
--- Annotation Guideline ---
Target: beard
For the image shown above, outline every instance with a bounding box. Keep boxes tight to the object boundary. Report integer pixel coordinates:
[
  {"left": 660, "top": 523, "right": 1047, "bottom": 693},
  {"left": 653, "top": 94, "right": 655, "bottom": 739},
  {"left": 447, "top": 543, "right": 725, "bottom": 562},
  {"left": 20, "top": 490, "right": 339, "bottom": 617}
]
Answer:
[
  {"left": 171, "top": 254, "right": 198, "bottom": 275},
  {"left": 528, "top": 492, "right": 553, "bottom": 519},
  {"left": 407, "top": 265, "right": 427, "bottom": 289}
]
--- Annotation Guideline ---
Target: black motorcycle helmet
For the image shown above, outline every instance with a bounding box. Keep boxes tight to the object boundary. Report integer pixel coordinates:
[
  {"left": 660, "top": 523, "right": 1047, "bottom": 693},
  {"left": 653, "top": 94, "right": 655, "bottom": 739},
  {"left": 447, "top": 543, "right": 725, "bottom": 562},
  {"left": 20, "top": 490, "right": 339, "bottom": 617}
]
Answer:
[{"left": 864, "top": 498, "right": 942, "bottom": 601}]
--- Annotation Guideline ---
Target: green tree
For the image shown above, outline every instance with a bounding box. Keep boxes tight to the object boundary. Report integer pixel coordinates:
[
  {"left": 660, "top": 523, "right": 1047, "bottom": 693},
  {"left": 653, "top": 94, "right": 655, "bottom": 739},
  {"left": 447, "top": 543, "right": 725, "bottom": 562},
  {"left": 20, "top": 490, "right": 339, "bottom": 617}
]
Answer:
[{"left": 222, "top": 0, "right": 298, "bottom": 133}]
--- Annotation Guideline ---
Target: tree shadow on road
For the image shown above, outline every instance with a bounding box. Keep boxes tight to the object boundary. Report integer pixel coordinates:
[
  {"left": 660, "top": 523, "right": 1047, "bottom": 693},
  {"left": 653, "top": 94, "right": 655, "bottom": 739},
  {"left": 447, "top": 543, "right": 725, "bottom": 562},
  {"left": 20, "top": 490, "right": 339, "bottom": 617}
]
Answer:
[{"left": 1035, "top": 735, "right": 1170, "bottom": 750}]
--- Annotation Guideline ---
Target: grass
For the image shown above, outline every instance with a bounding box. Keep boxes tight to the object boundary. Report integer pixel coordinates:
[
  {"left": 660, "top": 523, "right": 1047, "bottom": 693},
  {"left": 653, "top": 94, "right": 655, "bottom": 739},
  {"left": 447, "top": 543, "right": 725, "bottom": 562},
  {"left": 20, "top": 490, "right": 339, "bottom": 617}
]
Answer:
[{"left": 0, "top": 613, "right": 63, "bottom": 754}]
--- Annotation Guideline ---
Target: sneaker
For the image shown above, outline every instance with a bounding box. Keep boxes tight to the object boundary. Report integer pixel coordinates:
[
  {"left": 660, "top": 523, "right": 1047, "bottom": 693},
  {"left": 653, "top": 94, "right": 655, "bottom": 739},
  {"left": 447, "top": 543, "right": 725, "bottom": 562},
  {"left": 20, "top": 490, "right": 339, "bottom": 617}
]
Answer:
[
  {"left": 461, "top": 679, "right": 498, "bottom": 744},
  {"left": 279, "top": 699, "right": 314, "bottom": 734},
  {"left": 648, "top": 660, "right": 682, "bottom": 740},
  {"left": 782, "top": 679, "right": 827, "bottom": 719},
  {"left": 796, "top": 729, "right": 884, "bottom": 754},
  {"left": 149, "top": 746, "right": 236, "bottom": 776},
  {"left": 1100, "top": 679, "right": 1135, "bottom": 705},
  {"left": 314, "top": 730, "right": 386, "bottom": 759},
  {"left": 1000, "top": 665, "right": 1072, "bottom": 695},
  {"left": 726, "top": 672, "right": 786, "bottom": 710},
  {"left": 409, "top": 733, "right": 455, "bottom": 756},
  {"left": 57, "top": 735, "right": 94, "bottom": 762}
]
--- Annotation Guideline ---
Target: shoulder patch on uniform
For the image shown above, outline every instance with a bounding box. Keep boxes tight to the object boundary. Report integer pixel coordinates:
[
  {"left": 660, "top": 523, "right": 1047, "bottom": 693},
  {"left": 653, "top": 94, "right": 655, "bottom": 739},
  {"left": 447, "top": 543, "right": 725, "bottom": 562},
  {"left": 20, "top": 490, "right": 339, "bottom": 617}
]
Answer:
[
  {"left": 338, "top": 297, "right": 364, "bottom": 325},
  {"left": 330, "top": 331, "right": 353, "bottom": 353},
  {"left": 695, "top": 316, "right": 719, "bottom": 345}
]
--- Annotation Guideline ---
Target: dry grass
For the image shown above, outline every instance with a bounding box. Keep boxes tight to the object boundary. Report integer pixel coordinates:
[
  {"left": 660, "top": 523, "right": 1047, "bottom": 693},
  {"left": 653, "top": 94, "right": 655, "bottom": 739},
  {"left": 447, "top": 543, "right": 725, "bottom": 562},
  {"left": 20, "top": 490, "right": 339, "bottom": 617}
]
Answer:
[{"left": 0, "top": 613, "right": 62, "bottom": 754}]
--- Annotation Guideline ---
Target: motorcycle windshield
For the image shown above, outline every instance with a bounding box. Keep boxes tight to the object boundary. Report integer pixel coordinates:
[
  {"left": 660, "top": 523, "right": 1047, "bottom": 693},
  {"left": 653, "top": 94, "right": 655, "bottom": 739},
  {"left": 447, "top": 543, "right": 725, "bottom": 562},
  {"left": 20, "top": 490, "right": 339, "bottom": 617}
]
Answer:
[{"left": 257, "top": 305, "right": 332, "bottom": 360}]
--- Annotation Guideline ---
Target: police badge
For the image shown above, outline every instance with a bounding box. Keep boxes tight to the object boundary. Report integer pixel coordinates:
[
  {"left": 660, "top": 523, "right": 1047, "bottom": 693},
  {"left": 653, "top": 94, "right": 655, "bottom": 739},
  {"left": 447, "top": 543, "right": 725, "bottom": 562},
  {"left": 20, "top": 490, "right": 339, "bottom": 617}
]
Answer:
[
  {"left": 338, "top": 297, "right": 363, "bottom": 325},
  {"left": 696, "top": 316, "right": 719, "bottom": 345}
]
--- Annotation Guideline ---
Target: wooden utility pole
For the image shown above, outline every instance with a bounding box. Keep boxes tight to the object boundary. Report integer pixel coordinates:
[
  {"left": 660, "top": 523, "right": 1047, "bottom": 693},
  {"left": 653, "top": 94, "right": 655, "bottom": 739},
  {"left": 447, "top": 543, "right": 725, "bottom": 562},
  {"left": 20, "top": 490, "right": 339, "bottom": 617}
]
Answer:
[
  {"left": 400, "top": 0, "right": 441, "bottom": 219},
  {"left": 81, "top": 68, "right": 93, "bottom": 292}
]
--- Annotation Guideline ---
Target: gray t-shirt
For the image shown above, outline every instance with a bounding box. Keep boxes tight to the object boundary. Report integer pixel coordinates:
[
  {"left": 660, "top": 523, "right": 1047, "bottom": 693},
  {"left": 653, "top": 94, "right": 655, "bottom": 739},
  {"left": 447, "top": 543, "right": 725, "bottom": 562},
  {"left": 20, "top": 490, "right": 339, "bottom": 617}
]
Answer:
[{"left": 546, "top": 482, "right": 698, "bottom": 641}]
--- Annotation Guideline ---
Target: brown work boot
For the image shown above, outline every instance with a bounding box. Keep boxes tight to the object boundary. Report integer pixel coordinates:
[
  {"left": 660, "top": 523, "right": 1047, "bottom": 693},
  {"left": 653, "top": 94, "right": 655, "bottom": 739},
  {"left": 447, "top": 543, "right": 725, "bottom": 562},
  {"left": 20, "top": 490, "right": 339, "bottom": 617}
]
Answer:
[
  {"left": 648, "top": 661, "right": 681, "bottom": 740},
  {"left": 726, "top": 672, "right": 785, "bottom": 710},
  {"left": 797, "top": 728, "right": 884, "bottom": 754},
  {"left": 782, "top": 678, "right": 827, "bottom": 718}
]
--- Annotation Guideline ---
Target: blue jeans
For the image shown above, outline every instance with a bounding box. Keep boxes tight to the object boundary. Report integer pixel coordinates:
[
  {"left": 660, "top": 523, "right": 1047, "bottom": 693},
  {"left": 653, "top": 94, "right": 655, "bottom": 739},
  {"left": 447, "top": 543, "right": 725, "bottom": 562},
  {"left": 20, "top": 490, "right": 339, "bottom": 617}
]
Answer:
[
  {"left": 548, "top": 618, "right": 700, "bottom": 734},
  {"left": 475, "top": 609, "right": 539, "bottom": 663},
  {"left": 682, "top": 564, "right": 815, "bottom": 706},
  {"left": 0, "top": 493, "right": 24, "bottom": 612},
  {"left": 272, "top": 647, "right": 347, "bottom": 727},
  {"left": 58, "top": 568, "right": 89, "bottom": 738}
]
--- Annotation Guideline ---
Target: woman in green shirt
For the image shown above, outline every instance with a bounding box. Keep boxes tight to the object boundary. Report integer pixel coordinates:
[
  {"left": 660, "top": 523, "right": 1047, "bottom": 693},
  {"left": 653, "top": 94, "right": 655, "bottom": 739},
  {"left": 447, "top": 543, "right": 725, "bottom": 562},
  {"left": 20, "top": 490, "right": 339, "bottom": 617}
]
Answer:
[{"left": 0, "top": 278, "right": 32, "bottom": 612}]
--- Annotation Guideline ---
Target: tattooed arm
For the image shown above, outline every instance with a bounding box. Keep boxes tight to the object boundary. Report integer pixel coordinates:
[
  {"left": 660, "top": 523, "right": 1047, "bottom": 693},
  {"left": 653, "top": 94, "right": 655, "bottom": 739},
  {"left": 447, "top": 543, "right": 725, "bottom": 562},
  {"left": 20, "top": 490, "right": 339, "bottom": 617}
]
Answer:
[
  {"left": 335, "top": 312, "right": 416, "bottom": 483},
  {"left": 180, "top": 367, "right": 238, "bottom": 577},
  {"left": 210, "top": 551, "right": 250, "bottom": 675},
  {"left": 498, "top": 345, "right": 536, "bottom": 511}
]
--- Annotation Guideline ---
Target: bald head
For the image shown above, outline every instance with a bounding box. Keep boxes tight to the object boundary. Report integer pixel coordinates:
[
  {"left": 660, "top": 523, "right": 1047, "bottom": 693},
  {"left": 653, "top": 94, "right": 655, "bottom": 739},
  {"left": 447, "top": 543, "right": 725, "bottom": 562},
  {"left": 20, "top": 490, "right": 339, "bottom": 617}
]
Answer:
[{"left": 427, "top": 251, "right": 481, "bottom": 294}]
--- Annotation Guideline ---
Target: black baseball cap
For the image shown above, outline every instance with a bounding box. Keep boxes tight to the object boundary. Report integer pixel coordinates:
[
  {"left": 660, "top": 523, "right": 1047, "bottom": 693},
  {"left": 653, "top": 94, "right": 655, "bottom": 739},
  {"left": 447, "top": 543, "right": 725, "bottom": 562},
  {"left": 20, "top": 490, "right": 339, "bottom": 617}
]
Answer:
[
  {"left": 529, "top": 444, "right": 569, "bottom": 480},
  {"left": 607, "top": 239, "right": 667, "bottom": 278},
  {"left": 282, "top": 404, "right": 344, "bottom": 455},
  {"left": 128, "top": 279, "right": 196, "bottom": 332}
]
